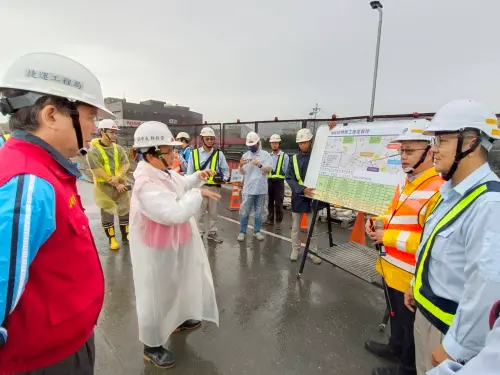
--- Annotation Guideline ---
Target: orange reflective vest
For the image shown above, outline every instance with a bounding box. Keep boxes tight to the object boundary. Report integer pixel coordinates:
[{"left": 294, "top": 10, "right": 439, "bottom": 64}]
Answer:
[
  {"left": 171, "top": 152, "right": 182, "bottom": 174},
  {"left": 374, "top": 167, "right": 444, "bottom": 293}
]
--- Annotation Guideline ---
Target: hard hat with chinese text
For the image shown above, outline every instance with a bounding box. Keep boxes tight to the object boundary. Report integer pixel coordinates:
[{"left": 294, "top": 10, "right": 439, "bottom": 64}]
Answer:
[
  {"left": 133, "top": 121, "right": 183, "bottom": 151},
  {"left": 0, "top": 52, "right": 114, "bottom": 119}
]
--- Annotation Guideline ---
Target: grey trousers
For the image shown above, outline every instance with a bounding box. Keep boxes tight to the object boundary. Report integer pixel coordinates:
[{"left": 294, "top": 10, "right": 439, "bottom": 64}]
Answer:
[
  {"left": 414, "top": 309, "right": 444, "bottom": 375},
  {"left": 21, "top": 333, "right": 95, "bottom": 375},
  {"left": 196, "top": 185, "right": 220, "bottom": 234},
  {"left": 291, "top": 212, "right": 318, "bottom": 252}
]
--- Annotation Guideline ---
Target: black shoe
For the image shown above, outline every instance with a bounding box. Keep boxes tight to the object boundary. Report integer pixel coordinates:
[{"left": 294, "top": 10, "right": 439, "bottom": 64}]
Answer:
[
  {"left": 263, "top": 220, "right": 274, "bottom": 226},
  {"left": 119, "top": 224, "right": 129, "bottom": 244},
  {"left": 176, "top": 319, "right": 202, "bottom": 332},
  {"left": 372, "top": 366, "right": 416, "bottom": 375},
  {"left": 365, "top": 340, "right": 400, "bottom": 362},
  {"left": 143, "top": 346, "right": 176, "bottom": 369}
]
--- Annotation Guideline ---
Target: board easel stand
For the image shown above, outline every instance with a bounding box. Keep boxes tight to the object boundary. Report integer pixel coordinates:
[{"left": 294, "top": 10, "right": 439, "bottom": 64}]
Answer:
[{"left": 297, "top": 200, "right": 391, "bottom": 331}]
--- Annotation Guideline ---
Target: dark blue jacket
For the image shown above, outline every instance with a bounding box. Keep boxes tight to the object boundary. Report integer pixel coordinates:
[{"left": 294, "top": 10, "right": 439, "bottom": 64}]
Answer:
[{"left": 286, "top": 150, "right": 314, "bottom": 214}]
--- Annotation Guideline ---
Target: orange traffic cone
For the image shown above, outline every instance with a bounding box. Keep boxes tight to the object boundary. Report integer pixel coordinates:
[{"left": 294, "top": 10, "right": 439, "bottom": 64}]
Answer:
[
  {"left": 300, "top": 213, "right": 308, "bottom": 232},
  {"left": 349, "top": 211, "right": 366, "bottom": 246},
  {"left": 228, "top": 183, "right": 241, "bottom": 211}
]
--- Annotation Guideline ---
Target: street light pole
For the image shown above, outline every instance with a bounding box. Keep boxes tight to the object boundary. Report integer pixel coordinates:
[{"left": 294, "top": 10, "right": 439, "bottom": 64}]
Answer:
[{"left": 369, "top": 1, "right": 383, "bottom": 122}]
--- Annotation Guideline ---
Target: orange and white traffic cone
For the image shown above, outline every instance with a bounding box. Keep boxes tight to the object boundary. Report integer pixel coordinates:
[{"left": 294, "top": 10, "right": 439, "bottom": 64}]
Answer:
[{"left": 228, "top": 183, "right": 241, "bottom": 211}]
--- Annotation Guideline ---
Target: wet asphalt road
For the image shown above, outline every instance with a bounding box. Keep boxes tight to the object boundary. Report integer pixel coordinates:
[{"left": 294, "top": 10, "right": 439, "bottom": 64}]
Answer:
[{"left": 78, "top": 181, "right": 390, "bottom": 375}]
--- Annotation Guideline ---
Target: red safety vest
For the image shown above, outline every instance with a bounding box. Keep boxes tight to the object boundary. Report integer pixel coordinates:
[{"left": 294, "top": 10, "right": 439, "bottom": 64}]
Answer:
[{"left": 0, "top": 138, "right": 104, "bottom": 374}]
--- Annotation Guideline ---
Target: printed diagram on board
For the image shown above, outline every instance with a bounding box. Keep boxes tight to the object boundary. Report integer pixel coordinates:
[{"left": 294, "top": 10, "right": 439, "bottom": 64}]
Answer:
[{"left": 313, "top": 131, "right": 405, "bottom": 216}]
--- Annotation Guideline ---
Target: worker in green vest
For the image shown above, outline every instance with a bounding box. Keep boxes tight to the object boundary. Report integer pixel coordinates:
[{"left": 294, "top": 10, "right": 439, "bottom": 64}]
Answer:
[
  {"left": 403, "top": 99, "right": 500, "bottom": 374},
  {"left": 87, "top": 119, "right": 131, "bottom": 250},
  {"left": 264, "top": 134, "right": 289, "bottom": 231},
  {"left": 187, "top": 126, "right": 229, "bottom": 243},
  {"left": 0, "top": 133, "right": 10, "bottom": 148}
]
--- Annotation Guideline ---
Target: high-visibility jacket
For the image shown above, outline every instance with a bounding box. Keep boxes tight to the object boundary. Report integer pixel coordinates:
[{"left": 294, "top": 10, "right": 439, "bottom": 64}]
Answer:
[
  {"left": 292, "top": 154, "right": 304, "bottom": 185},
  {"left": 269, "top": 152, "right": 286, "bottom": 179},
  {"left": 192, "top": 148, "right": 219, "bottom": 185},
  {"left": 373, "top": 167, "right": 444, "bottom": 293},
  {"left": 414, "top": 180, "right": 500, "bottom": 334},
  {"left": 88, "top": 139, "right": 120, "bottom": 183}
]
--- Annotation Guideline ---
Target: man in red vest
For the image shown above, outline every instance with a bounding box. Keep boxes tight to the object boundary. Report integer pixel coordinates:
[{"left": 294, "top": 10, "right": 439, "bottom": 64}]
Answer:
[{"left": 0, "top": 52, "right": 112, "bottom": 374}]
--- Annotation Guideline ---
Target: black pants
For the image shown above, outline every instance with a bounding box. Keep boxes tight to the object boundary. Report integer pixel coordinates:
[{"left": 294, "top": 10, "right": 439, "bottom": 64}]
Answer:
[
  {"left": 21, "top": 333, "right": 95, "bottom": 375},
  {"left": 387, "top": 286, "right": 416, "bottom": 372},
  {"left": 267, "top": 179, "right": 285, "bottom": 223}
]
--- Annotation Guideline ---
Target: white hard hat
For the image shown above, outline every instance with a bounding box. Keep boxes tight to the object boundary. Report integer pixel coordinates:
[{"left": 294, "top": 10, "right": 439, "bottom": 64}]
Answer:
[
  {"left": 269, "top": 134, "right": 282, "bottom": 143},
  {"left": 133, "top": 121, "right": 183, "bottom": 150},
  {"left": 296, "top": 128, "right": 313, "bottom": 143},
  {"left": 200, "top": 127, "right": 216, "bottom": 137},
  {"left": 0, "top": 52, "right": 114, "bottom": 119},
  {"left": 98, "top": 119, "right": 118, "bottom": 130},
  {"left": 423, "top": 99, "right": 500, "bottom": 140},
  {"left": 392, "top": 119, "right": 433, "bottom": 142},
  {"left": 176, "top": 131, "right": 190, "bottom": 140},
  {"left": 246, "top": 131, "right": 260, "bottom": 146}
]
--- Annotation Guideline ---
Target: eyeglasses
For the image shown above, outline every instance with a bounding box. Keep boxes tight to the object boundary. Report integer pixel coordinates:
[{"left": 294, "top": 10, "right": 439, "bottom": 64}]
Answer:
[
  {"left": 431, "top": 135, "right": 476, "bottom": 147},
  {"left": 396, "top": 148, "right": 428, "bottom": 156}
]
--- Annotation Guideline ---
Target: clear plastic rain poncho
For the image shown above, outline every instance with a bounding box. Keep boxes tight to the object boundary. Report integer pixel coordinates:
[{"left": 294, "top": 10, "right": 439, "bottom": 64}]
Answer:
[
  {"left": 129, "top": 160, "right": 219, "bottom": 347},
  {"left": 86, "top": 139, "right": 130, "bottom": 216}
]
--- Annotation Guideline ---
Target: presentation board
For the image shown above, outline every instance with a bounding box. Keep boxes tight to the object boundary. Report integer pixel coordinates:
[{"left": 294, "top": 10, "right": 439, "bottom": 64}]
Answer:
[{"left": 304, "top": 121, "right": 410, "bottom": 216}]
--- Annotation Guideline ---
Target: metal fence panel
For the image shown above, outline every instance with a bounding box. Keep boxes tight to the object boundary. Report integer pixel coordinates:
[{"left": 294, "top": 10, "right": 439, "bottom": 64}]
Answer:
[
  {"left": 256, "top": 120, "right": 303, "bottom": 156},
  {"left": 222, "top": 122, "right": 256, "bottom": 160}
]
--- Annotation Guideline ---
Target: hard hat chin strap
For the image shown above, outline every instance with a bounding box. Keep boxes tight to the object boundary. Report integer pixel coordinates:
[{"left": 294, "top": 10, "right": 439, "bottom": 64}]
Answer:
[
  {"left": 404, "top": 145, "right": 431, "bottom": 174},
  {"left": 154, "top": 147, "right": 171, "bottom": 173},
  {"left": 68, "top": 102, "right": 87, "bottom": 156},
  {"left": 442, "top": 132, "right": 480, "bottom": 181}
]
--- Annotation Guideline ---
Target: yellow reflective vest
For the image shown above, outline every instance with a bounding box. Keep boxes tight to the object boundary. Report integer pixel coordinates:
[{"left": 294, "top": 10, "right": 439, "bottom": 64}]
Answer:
[
  {"left": 192, "top": 148, "right": 219, "bottom": 185},
  {"left": 413, "top": 180, "right": 500, "bottom": 334},
  {"left": 268, "top": 152, "right": 286, "bottom": 179},
  {"left": 88, "top": 139, "right": 120, "bottom": 183}
]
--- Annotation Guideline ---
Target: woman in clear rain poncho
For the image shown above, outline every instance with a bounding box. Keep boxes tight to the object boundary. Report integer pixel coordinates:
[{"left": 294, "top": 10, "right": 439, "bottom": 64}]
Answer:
[{"left": 129, "top": 121, "right": 220, "bottom": 369}]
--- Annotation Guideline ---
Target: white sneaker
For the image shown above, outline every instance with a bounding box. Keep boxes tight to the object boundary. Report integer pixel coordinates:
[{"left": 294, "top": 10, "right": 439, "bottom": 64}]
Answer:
[
  {"left": 290, "top": 249, "right": 299, "bottom": 261},
  {"left": 253, "top": 232, "right": 265, "bottom": 241},
  {"left": 237, "top": 233, "right": 245, "bottom": 242},
  {"left": 307, "top": 253, "right": 322, "bottom": 265}
]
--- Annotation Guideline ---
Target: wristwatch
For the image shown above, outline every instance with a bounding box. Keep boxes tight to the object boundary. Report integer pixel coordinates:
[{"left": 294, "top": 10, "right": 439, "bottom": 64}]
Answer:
[{"left": 258, "top": 164, "right": 262, "bottom": 168}]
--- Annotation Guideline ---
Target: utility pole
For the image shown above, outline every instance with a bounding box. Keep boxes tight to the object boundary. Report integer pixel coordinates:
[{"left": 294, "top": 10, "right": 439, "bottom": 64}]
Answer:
[
  {"left": 309, "top": 103, "right": 321, "bottom": 120},
  {"left": 368, "top": 1, "right": 383, "bottom": 122}
]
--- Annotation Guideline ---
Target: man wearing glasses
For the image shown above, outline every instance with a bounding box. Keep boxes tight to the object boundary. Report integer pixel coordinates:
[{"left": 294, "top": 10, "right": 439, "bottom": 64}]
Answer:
[
  {"left": 187, "top": 127, "right": 229, "bottom": 243},
  {"left": 403, "top": 100, "right": 500, "bottom": 374},
  {"left": 365, "top": 119, "right": 444, "bottom": 375},
  {"left": 87, "top": 119, "right": 131, "bottom": 250}
]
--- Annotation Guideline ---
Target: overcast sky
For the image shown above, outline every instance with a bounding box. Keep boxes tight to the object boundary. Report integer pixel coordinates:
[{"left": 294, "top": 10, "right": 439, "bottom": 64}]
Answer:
[{"left": 1, "top": 0, "right": 499, "bottom": 123}]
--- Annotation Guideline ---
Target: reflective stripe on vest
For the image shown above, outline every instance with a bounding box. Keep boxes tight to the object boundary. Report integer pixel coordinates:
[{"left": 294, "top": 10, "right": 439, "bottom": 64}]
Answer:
[
  {"left": 380, "top": 169, "right": 443, "bottom": 274},
  {"left": 269, "top": 152, "right": 285, "bottom": 179},
  {"left": 95, "top": 143, "right": 119, "bottom": 182},
  {"left": 292, "top": 154, "right": 304, "bottom": 185},
  {"left": 413, "top": 180, "right": 500, "bottom": 334},
  {"left": 193, "top": 148, "right": 219, "bottom": 185}
]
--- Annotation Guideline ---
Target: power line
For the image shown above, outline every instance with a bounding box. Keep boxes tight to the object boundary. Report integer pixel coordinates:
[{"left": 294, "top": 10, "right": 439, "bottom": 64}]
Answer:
[{"left": 309, "top": 103, "right": 321, "bottom": 120}]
